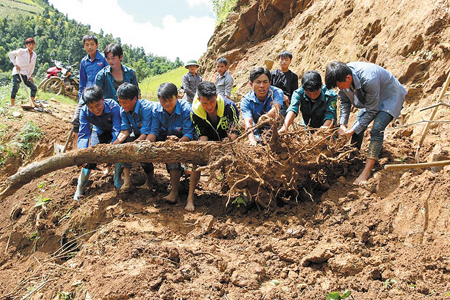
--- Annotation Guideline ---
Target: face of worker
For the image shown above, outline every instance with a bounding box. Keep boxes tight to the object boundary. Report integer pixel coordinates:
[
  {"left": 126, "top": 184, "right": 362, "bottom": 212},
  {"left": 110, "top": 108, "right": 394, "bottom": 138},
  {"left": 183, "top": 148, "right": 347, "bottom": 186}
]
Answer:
[
  {"left": 87, "top": 99, "right": 105, "bottom": 116},
  {"left": 216, "top": 62, "right": 227, "bottom": 76},
  {"left": 118, "top": 97, "right": 137, "bottom": 113},
  {"left": 159, "top": 95, "right": 178, "bottom": 115},
  {"left": 250, "top": 74, "right": 270, "bottom": 101},
  {"left": 188, "top": 65, "right": 198, "bottom": 75},
  {"left": 84, "top": 39, "right": 98, "bottom": 58},
  {"left": 106, "top": 53, "right": 123, "bottom": 70},
  {"left": 336, "top": 75, "right": 353, "bottom": 90},
  {"left": 305, "top": 89, "right": 322, "bottom": 100},
  {"left": 199, "top": 95, "right": 217, "bottom": 115},
  {"left": 26, "top": 42, "right": 35, "bottom": 52},
  {"left": 279, "top": 56, "right": 291, "bottom": 71}
]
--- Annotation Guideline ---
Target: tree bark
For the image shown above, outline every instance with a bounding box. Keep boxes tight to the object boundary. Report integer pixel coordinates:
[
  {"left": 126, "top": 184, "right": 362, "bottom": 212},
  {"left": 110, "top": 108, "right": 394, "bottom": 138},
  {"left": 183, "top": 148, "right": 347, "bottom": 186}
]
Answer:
[{"left": 0, "top": 141, "right": 217, "bottom": 199}]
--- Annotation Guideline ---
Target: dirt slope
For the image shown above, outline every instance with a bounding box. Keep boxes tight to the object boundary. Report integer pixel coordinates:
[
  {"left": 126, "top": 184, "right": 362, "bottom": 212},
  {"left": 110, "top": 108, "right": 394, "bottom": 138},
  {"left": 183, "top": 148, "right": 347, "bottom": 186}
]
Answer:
[{"left": 1, "top": 0, "right": 450, "bottom": 298}]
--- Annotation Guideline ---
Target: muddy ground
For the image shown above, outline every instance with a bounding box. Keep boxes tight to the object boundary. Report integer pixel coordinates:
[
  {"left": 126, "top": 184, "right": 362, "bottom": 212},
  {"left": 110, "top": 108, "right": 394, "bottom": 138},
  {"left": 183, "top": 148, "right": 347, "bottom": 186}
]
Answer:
[{"left": 0, "top": 97, "right": 449, "bottom": 300}]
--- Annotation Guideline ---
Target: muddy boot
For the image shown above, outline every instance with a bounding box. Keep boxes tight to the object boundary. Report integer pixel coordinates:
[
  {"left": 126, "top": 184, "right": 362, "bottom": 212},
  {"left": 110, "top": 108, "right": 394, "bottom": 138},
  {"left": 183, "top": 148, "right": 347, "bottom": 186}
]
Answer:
[
  {"left": 73, "top": 168, "right": 91, "bottom": 201},
  {"left": 114, "top": 163, "right": 124, "bottom": 189}
]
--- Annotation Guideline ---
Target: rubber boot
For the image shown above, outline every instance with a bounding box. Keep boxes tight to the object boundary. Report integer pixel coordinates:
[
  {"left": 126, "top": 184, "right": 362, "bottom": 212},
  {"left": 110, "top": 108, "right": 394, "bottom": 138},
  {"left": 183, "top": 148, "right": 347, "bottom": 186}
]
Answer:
[
  {"left": 114, "top": 163, "right": 124, "bottom": 189},
  {"left": 73, "top": 168, "right": 91, "bottom": 201}
]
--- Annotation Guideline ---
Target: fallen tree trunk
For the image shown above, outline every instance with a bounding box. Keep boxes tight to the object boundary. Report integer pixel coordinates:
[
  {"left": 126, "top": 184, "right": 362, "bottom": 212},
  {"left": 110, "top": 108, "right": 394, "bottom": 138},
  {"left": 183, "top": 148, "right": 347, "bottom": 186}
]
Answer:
[
  {"left": 0, "top": 122, "right": 358, "bottom": 206},
  {"left": 0, "top": 141, "right": 216, "bottom": 198}
]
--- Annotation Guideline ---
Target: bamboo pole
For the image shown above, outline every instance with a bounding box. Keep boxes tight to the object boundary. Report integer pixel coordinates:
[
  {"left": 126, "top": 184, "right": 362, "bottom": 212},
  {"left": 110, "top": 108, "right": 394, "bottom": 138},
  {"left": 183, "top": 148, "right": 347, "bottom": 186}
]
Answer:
[
  {"left": 385, "top": 159, "right": 450, "bottom": 171},
  {"left": 415, "top": 71, "right": 450, "bottom": 162}
]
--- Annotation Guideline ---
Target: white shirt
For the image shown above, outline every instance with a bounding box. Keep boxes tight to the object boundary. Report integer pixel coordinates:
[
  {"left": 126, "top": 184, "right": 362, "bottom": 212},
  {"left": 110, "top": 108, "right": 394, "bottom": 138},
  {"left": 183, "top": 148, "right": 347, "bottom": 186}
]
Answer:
[{"left": 8, "top": 48, "right": 37, "bottom": 78}]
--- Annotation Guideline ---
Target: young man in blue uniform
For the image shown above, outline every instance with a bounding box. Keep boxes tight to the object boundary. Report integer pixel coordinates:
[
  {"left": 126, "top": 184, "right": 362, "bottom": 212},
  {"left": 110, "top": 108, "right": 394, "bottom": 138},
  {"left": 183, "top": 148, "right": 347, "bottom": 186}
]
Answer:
[
  {"left": 325, "top": 61, "right": 407, "bottom": 185},
  {"left": 188, "top": 81, "right": 240, "bottom": 211},
  {"left": 240, "top": 67, "right": 284, "bottom": 145},
  {"left": 147, "top": 82, "right": 194, "bottom": 204},
  {"left": 95, "top": 43, "right": 140, "bottom": 101},
  {"left": 279, "top": 70, "right": 337, "bottom": 132},
  {"left": 72, "top": 35, "right": 108, "bottom": 138},
  {"left": 74, "top": 85, "right": 121, "bottom": 200},
  {"left": 112, "top": 83, "right": 154, "bottom": 192}
]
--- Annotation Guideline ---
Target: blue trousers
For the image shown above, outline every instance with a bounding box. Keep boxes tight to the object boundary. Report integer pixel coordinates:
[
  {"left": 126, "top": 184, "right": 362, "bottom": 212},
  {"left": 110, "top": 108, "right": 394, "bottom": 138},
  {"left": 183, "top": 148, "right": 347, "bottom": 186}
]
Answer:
[{"left": 351, "top": 111, "right": 393, "bottom": 160}]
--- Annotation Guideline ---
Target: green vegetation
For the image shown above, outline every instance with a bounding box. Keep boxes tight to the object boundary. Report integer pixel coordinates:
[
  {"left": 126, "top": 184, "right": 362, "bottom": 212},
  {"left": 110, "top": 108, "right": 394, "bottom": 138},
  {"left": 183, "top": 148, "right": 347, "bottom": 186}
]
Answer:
[
  {"left": 1, "top": 120, "right": 43, "bottom": 160},
  {"left": 384, "top": 278, "right": 398, "bottom": 289},
  {"left": 211, "top": 0, "right": 239, "bottom": 24},
  {"left": 34, "top": 195, "right": 51, "bottom": 207},
  {"left": 0, "top": 0, "right": 183, "bottom": 82},
  {"left": 326, "top": 289, "right": 351, "bottom": 300},
  {"left": 17, "top": 121, "right": 43, "bottom": 154},
  {"left": 140, "top": 66, "right": 185, "bottom": 100},
  {"left": 0, "top": 0, "right": 44, "bottom": 18},
  {"left": 232, "top": 195, "right": 247, "bottom": 207}
]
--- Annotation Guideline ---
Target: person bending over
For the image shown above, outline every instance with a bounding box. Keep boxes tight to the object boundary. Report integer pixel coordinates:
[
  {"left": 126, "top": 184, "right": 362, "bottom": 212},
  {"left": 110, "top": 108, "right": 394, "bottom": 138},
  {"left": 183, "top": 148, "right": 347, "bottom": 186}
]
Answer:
[
  {"left": 279, "top": 70, "right": 337, "bottom": 132},
  {"left": 188, "top": 81, "right": 240, "bottom": 211},
  {"left": 74, "top": 85, "right": 121, "bottom": 200},
  {"left": 325, "top": 61, "right": 406, "bottom": 185},
  {"left": 146, "top": 83, "right": 194, "bottom": 203},
  {"left": 112, "top": 83, "right": 154, "bottom": 192},
  {"left": 240, "top": 66, "right": 284, "bottom": 145}
]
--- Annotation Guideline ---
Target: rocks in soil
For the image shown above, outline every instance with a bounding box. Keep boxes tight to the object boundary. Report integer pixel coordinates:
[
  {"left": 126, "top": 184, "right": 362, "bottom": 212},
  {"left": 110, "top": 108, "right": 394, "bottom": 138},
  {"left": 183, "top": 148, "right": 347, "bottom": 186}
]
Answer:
[
  {"left": 230, "top": 262, "right": 265, "bottom": 289},
  {"left": 301, "top": 241, "right": 350, "bottom": 266},
  {"left": 187, "top": 215, "right": 216, "bottom": 238},
  {"left": 327, "top": 253, "right": 364, "bottom": 275}
]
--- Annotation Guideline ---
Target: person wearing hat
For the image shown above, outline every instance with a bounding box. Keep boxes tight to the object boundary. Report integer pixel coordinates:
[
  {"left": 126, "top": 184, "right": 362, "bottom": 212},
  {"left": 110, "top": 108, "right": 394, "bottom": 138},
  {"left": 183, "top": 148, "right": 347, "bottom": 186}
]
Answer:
[{"left": 182, "top": 60, "right": 202, "bottom": 103}]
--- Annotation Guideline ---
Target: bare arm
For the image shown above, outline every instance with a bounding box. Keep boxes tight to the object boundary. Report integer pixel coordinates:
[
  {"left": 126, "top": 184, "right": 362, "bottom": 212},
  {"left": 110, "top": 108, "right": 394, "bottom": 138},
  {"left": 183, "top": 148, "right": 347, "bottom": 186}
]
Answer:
[
  {"left": 279, "top": 111, "right": 296, "bottom": 133},
  {"left": 244, "top": 117, "right": 257, "bottom": 145},
  {"left": 112, "top": 130, "right": 130, "bottom": 144}
]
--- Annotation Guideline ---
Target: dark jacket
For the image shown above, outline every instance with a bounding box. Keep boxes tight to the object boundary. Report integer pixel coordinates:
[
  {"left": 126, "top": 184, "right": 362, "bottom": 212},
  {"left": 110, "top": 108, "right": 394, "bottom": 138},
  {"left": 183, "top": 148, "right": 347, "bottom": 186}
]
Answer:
[
  {"left": 287, "top": 85, "right": 337, "bottom": 128},
  {"left": 191, "top": 95, "right": 240, "bottom": 141}
]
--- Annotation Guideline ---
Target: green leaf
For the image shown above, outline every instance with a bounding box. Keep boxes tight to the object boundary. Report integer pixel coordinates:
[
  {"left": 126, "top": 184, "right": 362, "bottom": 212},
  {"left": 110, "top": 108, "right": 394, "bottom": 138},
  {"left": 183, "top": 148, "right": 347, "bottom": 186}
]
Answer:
[
  {"left": 326, "top": 292, "right": 341, "bottom": 300},
  {"left": 34, "top": 197, "right": 52, "bottom": 207},
  {"left": 341, "top": 289, "right": 351, "bottom": 298},
  {"left": 271, "top": 280, "right": 280, "bottom": 286}
]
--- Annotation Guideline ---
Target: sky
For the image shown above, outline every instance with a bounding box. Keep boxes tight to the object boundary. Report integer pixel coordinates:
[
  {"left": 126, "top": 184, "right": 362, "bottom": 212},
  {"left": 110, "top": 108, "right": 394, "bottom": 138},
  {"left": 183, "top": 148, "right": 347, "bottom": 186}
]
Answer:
[{"left": 47, "top": 0, "right": 216, "bottom": 63}]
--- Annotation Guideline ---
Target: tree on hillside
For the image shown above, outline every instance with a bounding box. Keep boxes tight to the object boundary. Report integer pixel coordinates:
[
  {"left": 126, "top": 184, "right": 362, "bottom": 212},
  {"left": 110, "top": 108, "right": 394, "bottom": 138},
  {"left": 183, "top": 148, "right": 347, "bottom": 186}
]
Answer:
[{"left": 0, "top": 4, "right": 183, "bottom": 81}]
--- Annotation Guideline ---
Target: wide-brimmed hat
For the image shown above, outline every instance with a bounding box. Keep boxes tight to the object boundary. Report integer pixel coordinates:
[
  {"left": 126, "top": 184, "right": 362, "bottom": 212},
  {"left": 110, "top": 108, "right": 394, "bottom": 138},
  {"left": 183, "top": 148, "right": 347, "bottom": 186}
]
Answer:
[{"left": 185, "top": 60, "right": 199, "bottom": 68}]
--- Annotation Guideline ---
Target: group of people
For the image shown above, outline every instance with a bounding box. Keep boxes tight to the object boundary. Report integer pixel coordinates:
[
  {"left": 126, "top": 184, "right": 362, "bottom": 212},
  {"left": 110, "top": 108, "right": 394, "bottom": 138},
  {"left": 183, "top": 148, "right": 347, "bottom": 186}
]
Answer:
[{"left": 8, "top": 36, "right": 407, "bottom": 211}]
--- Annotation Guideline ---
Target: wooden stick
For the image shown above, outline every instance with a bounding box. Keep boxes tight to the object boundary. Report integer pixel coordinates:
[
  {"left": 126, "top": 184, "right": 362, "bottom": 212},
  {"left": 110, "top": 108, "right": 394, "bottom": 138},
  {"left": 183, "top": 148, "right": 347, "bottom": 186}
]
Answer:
[
  {"left": 385, "top": 160, "right": 450, "bottom": 171},
  {"left": 415, "top": 71, "right": 450, "bottom": 162}
]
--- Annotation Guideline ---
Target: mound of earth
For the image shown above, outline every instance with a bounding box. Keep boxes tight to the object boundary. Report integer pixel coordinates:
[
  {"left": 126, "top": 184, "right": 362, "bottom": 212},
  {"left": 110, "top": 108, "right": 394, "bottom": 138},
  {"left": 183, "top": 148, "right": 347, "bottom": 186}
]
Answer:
[{"left": 0, "top": 97, "right": 450, "bottom": 299}]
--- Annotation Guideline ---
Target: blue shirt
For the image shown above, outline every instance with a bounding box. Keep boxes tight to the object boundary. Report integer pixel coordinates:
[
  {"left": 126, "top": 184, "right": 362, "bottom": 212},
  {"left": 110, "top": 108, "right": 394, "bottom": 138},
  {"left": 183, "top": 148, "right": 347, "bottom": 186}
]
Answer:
[
  {"left": 339, "top": 62, "right": 407, "bottom": 134},
  {"left": 150, "top": 100, "right": 194, "bottom": 140},
  {"left": 77, "top": 99, "right": 121, "bottom": 149},
  {"left": 120, "top": 99, "right": 154, "bottom": 136},
  {"left": 240, "top": 86, "right": 284, "bottom": 124},
  {"left": 95, "top": 64, "right": 139, "bottom": 101},
  {"left": 78, "top": 50, "right": 108, "bottom": 101}
]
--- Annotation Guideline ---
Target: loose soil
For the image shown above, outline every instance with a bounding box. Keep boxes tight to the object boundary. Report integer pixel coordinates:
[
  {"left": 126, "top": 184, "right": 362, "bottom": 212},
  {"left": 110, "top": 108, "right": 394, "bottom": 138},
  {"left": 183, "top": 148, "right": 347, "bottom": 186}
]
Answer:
[
  {"left": 0, "top": 96, "right": 449, "bottom": 300},
  {"left": 2, "top": 0, "right": 450, "bottom": 297}
]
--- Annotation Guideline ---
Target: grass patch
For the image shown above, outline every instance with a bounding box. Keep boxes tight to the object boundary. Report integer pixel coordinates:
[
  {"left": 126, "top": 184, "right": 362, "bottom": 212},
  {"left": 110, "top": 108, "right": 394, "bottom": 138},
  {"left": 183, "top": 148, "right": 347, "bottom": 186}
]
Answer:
[
  {"left": 0, "top": 0, "right": 43, "bottom": 18},
  {"left": 212, "top": 0, "right": 239, "bottom": 24},
  {"left": 3, "top": 121, "right": 43, "bottom": 159},
  {"left": 140, "top": 67, "right": 186, "bottom": 101},
  {"left": 37, "top": 91, "right": 77, "bottom": 106}
]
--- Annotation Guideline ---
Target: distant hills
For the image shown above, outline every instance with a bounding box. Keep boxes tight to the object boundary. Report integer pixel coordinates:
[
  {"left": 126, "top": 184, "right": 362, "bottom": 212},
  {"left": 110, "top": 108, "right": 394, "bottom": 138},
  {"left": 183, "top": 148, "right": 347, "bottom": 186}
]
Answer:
[
  {"left": 0, "top": 0, "right": 45, "bottom": 18},
  {"left": 0, "top": 0, "right": 183, "bottom": 82}
]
